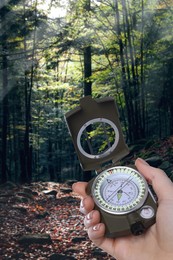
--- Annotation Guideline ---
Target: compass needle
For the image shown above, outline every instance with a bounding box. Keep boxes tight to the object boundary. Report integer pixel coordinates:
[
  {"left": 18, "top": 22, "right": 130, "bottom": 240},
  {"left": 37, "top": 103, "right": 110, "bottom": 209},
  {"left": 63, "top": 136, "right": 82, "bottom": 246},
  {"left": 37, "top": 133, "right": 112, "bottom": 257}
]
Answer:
[{"left": 117, "top": 190, "right": 123, "bottom": 201}]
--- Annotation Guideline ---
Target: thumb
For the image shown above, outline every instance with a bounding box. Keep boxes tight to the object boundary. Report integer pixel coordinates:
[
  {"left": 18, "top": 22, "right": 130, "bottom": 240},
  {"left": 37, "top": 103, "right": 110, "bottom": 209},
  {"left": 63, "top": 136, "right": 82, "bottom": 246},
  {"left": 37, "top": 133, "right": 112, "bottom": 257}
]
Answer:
[{"left": 135, "top": 158, "right": 173, "bottom": 201}]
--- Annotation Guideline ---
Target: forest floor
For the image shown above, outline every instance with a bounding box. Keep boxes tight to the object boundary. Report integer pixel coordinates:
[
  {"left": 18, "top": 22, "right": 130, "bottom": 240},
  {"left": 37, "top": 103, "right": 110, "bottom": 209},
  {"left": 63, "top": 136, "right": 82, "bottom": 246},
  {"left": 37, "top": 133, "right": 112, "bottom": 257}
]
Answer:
[
  {"left": 0, "top": 136, "right": 173, "bottom": 260},
  {"left": 0, "top": 181, "right": 114, "bottom": 260}
]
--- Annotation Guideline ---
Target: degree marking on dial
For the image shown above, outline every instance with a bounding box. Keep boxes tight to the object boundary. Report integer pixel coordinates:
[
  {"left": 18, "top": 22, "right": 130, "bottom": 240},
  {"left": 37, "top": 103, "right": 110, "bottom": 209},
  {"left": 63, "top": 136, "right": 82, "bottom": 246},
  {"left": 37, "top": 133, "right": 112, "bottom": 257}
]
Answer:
[{"left": 92, "top": 166, "right": 148, "bottom": 214}]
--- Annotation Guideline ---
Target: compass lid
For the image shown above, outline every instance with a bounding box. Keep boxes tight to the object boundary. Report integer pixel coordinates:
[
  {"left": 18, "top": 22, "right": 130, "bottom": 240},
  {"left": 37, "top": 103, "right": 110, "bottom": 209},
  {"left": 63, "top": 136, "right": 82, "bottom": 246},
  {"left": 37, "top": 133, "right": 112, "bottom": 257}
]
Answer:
[{"left": 65, "top": 96, "right": 129, "bottom": 171}]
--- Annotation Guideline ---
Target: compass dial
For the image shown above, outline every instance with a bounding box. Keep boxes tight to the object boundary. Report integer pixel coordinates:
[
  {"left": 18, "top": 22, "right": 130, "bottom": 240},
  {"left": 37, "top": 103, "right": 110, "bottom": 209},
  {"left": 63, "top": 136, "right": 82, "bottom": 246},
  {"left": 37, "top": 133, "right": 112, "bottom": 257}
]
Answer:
[{"left": 92, "top": 166, "right": 148, "bottom": 215}]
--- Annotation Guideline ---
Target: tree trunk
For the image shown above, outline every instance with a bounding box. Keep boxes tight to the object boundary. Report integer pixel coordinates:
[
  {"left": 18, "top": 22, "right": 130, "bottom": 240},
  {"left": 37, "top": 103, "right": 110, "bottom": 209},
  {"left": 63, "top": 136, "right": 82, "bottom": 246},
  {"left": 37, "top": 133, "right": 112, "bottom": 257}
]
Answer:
[
  {"left": 140, "top": 0, "right": 146, "bottom": 138},
  {"left": 0, "top": 7, "right": 8, "bottom": 183},
  {"left": 48, "top": 137, "right": 55, "bottom": 181},
  {"left": 83, "top": 0, "right": 92, "bottom": 181},
  {"left": 84, "top": 46, "right": 92, "bottom": 96},
  {"left": 1, "top": 48, "right": 8, "bottom": 183}
]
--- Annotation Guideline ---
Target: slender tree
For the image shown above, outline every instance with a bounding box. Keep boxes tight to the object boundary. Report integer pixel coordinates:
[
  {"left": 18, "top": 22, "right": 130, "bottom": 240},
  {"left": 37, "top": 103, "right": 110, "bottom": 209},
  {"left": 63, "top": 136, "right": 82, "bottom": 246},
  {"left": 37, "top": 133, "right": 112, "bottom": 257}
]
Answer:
[
  {"left": 83, "top": 0, "right": 92, "bottom": 181},
  {"left": 0, "top": 2, "right": 9, "bottom": 183}
]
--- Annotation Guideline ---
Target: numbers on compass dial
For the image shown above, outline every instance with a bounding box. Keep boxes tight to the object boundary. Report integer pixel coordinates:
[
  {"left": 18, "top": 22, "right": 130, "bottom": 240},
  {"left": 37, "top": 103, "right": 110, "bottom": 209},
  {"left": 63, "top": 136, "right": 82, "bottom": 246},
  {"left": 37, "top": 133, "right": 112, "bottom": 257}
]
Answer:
[
  {"left": 92, "top": 166, "right": 148, "bottom": 215},
  {"left": 103, "top": 179, "right": 138, "bottom": 206}
]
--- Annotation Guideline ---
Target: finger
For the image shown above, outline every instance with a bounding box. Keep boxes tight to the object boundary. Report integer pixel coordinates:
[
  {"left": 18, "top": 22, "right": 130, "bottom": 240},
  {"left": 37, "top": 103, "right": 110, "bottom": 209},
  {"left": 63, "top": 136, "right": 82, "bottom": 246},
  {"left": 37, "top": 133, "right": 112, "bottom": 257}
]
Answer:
[
  {"left": 87, "top": 223, "right": 106, "bottom": 244},
  {"left": 72, "top": 182, "right": 88, "bottom": 197},
  {"left": 135, "top": 158, "right": 173, "bottom": 201},
  {"left": 72, "top": 182, "right": 95, "bottom": 214},
  {"left": 84, "top": 210, "right": 100, "bottom": 229},
  {"left": 87, "top": 223, "right": 116, "bottom": 257},
  {"left": 79, "top": 196, "right": 95, "bottom": 214}
]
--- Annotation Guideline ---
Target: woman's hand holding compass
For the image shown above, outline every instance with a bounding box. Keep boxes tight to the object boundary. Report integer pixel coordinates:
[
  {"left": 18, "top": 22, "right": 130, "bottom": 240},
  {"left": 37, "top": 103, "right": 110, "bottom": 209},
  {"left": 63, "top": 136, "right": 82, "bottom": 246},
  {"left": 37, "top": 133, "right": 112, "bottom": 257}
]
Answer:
[{"left": 73, "top": 158, "right": 173, "bottom": 260}]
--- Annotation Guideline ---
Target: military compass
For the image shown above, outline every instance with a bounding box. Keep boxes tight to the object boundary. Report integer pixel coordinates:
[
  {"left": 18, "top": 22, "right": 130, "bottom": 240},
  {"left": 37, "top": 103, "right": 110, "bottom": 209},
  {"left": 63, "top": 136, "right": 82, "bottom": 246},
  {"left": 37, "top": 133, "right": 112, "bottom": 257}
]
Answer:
[{"left": 65, "top": 96, "right": 157, "bottom": 238}]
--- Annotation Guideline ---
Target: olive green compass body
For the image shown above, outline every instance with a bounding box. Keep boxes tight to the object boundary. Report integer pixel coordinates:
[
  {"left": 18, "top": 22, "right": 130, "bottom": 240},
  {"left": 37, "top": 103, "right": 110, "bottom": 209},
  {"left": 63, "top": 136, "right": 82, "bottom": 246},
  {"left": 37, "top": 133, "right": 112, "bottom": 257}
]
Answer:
[
  {"left": 65, "top": 96, "right": 157, "bottom": 238},
  {"left": 87, "top": 165, "right": 157, "bottom": 237}
]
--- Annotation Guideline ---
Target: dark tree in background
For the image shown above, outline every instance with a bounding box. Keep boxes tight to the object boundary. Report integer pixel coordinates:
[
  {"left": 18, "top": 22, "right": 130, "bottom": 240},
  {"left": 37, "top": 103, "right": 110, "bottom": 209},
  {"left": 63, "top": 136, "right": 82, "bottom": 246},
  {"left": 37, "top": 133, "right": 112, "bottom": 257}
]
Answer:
[
  {"left": 0, "top": 2, "right": 9, "bottom": 183},
  {"left": 83, "top": 0, "right": 92, "bottom": 181}
]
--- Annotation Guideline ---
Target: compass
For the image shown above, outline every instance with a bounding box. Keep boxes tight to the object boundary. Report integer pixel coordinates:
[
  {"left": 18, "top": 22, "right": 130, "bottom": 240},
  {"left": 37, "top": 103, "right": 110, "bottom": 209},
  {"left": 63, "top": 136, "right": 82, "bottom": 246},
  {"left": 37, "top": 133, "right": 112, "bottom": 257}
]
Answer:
[
  {"left": 92, "top": 166, "right": 148, "bottom": 215},
  {"left": 65, "top": 96, "right": 157, "bottom": 237}
]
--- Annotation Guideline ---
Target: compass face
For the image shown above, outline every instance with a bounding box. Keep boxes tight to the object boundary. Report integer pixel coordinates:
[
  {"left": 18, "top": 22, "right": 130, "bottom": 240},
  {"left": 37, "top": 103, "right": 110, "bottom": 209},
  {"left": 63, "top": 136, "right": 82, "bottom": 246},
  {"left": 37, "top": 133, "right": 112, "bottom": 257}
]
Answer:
[{"left": 92, "top": 166, "right": 148, "bottom": 215}]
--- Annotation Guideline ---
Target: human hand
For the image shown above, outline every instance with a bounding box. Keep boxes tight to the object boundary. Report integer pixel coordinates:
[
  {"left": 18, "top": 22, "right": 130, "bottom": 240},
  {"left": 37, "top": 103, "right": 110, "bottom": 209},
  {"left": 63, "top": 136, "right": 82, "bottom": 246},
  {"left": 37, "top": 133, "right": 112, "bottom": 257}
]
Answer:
[{"left": 73, "top": 158, "right": 173, "bottom": 260}]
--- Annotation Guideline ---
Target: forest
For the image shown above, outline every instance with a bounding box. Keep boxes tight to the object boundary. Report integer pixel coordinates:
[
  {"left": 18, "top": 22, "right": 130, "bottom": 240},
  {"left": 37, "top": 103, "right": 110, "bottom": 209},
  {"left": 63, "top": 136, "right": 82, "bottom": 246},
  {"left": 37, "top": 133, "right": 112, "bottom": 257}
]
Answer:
[{"left": 0, "top": 0, "right": 173, "bottom": 184}]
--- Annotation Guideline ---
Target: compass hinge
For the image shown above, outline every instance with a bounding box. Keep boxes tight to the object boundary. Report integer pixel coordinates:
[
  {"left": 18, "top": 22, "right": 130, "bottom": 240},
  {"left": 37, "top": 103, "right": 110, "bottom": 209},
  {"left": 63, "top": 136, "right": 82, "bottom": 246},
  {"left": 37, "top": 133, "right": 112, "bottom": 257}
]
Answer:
[{"left": 96, "top": 160, "right": 121, "bottom": 174}]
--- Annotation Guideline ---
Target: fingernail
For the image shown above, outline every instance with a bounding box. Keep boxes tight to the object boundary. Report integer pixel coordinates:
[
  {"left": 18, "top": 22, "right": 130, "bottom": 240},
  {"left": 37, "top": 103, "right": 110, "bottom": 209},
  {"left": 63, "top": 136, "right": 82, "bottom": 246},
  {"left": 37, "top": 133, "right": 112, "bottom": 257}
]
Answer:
[
  {"left": 137, "top": 158, "right": 149, "bottom": 165},
  {"left": 86, "top": 211, "right": 93, "bottom": 220},
  {"left": 80, "top": 199, "right": 85, "bottom": 208},
  {"left": 93, "top": 224, "right": 101, "bottom": 231},
  {"left": 80, "top": 198, "right": 86, "bottom": 213}
]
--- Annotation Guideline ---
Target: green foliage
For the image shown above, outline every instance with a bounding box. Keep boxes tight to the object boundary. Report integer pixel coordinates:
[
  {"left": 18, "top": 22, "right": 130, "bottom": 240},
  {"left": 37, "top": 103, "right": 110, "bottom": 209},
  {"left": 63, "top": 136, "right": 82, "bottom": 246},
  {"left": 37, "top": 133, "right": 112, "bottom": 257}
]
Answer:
[{"left": 1, "top": 0, "right": 173, "bottom": 183}]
